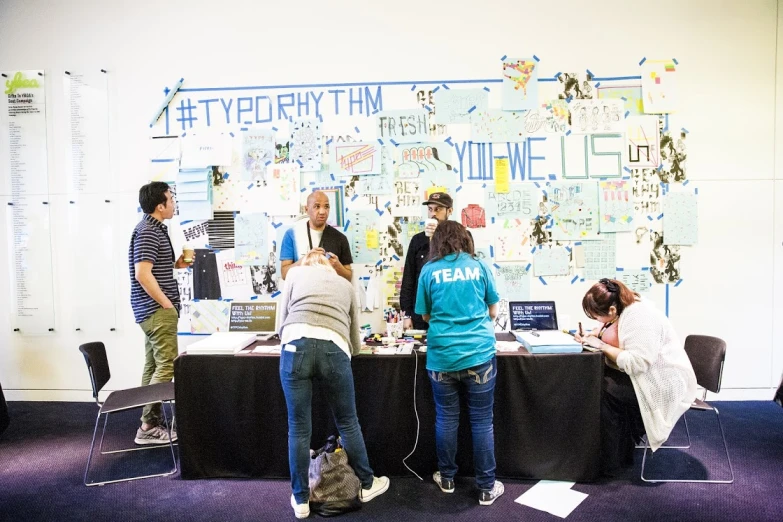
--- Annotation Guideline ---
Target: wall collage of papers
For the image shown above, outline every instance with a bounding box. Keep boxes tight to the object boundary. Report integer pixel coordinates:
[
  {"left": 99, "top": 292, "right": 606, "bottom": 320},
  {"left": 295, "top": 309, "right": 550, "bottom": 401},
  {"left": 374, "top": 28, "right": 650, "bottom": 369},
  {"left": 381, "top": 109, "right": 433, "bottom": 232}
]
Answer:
[{"left": 149, "top": 58, "right": 695, "bottom": 334}]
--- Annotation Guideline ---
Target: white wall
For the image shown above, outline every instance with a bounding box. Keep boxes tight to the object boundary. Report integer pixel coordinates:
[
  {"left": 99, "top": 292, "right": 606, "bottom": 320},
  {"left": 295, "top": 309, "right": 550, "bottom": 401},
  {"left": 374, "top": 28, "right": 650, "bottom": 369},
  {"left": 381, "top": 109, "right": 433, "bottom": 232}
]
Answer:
[{"left": 0, "top": 0, "right": 780, "bottom": 400}]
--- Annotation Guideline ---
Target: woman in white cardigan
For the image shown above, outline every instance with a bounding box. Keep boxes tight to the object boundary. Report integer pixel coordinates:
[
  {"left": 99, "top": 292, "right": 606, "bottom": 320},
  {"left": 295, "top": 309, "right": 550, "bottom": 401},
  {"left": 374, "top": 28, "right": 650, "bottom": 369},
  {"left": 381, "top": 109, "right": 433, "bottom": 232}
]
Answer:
[{"left": 575, "top": 278, "right": 697, "bottom": 476}]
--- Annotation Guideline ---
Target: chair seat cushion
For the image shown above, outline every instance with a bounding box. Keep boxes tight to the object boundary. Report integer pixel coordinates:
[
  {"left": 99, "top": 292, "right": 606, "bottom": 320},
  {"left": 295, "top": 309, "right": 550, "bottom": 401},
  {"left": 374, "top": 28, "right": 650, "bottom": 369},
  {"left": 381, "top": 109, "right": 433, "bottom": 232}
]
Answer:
[{"left": 100, "top": 382, "right": 175, "bottom": 414}]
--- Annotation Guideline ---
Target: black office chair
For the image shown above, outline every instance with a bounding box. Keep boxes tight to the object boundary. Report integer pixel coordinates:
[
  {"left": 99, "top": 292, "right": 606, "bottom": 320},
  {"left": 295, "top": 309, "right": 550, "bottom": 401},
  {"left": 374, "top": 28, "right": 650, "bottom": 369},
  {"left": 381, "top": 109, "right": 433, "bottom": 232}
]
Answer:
[
  {"left": 79, "top": 342, "right": 177, "bottom": 486},
  {"left": 640, "top": 335, "right": 734, "bottom": 483}
]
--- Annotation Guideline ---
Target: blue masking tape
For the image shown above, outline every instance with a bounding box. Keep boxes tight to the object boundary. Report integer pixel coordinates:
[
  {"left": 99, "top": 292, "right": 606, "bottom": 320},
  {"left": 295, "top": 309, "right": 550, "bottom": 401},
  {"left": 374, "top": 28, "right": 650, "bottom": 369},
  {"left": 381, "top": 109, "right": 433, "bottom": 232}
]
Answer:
[
  {"left": 351, "top": 194, "right": 358, "bottom": 201},
  {"left": 289, "top": 116, "right": 293, "bottom": 122},
  {"left": 657, "top": 164, "right": 663, "bottom": 171},
  {"left": 223, "top": 173, "right": 229, "bottom": 179},
  {"left": 432, "top": 86, "right": 440, "bottom": 93},
  {"left": 240, "top": 127, "right": 248, "bottom": 131},
  {"left": 456, "top": 185, "right": 463, "bottom": 192},
  {"left": 554, "top": 72, "right": 562, "bottom": 79},
  {"left": 683, "top": 180, "right": 689, "bottom": 186},
  {"left": 354, "top": 126, "right": 360, "bottom": 134},
  {"left": 296, "top": 159, "right": 304, "bottom": 167},
  {"left": 534, "top": 182, "right": 540, "bottom": 188},
  {"left": 265, "top": 160, "right": 272, "bottom": 166},
  {"left": 180, "top": 220, "right": 193, "bottom": 225},
  {"left": 525, "top": 263, "right": 532, "bottom": 271},
  {"left": 467, "top": 105, "right": 477, "bottom": 113},
  {"left": 530, "top": 247, "right": 537, "bottom": 254},
  {"left": 695, "top": 188, "right": 699, "bottom": 195},
  {"left": 229, "top": 132, "right": 235, "bottom": 137},
  {"left": 482, "top": 183, "right": 487, "bottom": 188},
  {"left": 384, "top": 201, "right": 391, "bottom": 207},
  {"left": 309, "top": 181, "right": 316, "bottom": 185},
  {"left": 672, "top": 58, "right": 679, "bottom": 65},
  {"left": 243, "top": 121, "right": 252, "bottom": 125},
  {"left": 326, "top": 138, "right": 333, "bottom": 145},
  {"left": 539, "top": 276, "right": 547, "bottom": 285},
  {"left": 424, "top": 105, "right": 432, "bottom": 112},
  {"left": 410, "top": 84, "right": 417, "bottom": 91},
  {"left": 272, "top": 126, "right": 278, "bottom": 131},
  {"left": 271, "top": 291, "right": 281, "bottom": 298},
  {"left": 581, "top": 278, "right": 585, "bottom": 283},
  {"left": 616, "top": 266, "right": 625, "bottom": 271},
  {"left": 375, "top": 208, "right": 384, "bottom": 216},
  {"left": 500, "top": 55, "right": 507, "bottom": 61},
  {"left": 250, "top": 296, "right": 258, "bottom": 300},
  {"left": 372, "top": 109, "right": 379, "bottom": 115},
  {"left": 647, "top": 215, "right": 653, "bottom": 221},
  {"left": 490, "top": 245, "right": 495, "bottom": 257},
  {"left": 548, "top": 173, "right": 557, "bottom": 180},
  {"left": 390, "top": 139, "right": 399, "bottom": 146},
  {"left": 566, "top": 246, "right": 572, "bottom": 252},
  {"left": 586, "top": 69, "right": 594, "bottom": 77},
  {"left": 442, "top": 83, "right": 450, "bottom": 90},
  {"left": 624, "top": 111, "right": 630, "bottom": 118},
  {"left": 445, "top": 137, "right": 453, "bottom": 145},
  {"left": 533, "top": 55, "right": 540, "bottom": 62},
  {"left": 491, "top": 217, "right": 495, "bottom": 224},
  {"left": 192, "top": 298, "right": 200, "bottom": 302},
  {"left": 376, "top": 259, "right": 382, "bottom": 267},
  {"left": 571, "top": 275, "right": 579, "bottom": 284},
  {"left": 657, "top": 213, "right": 664, "bottom": 220},
  {"left": 343, "top": 219, "right": 351, "bottom": 232},
  {"left": 330, "top": 173, "right": 335, "bottom": 180},
  {"left": 453, "top": 167, "right": 459, "bottom": 173},
  {"left": 624, "top": 166, "right": 632, "bottom": 173},
  {"left": 181, "top": 132, "right": 186, "bottom": 137},
  {"left": 483, "top": 87, "right": 490, "bottom": 92},
  {"left": 318, "top": 114, "right": 323, "bottom": 122},
  {"left": 566, "top": 130, "right": 572, "bottom": 136},
  {"left": 642, "top": 267, "right": 649, "bottom": 271},
  {"left": 272, "top": 222, "right": 282, "bottom": 228},
  {"left": 566, "top": 96, "right": 573, "bottom": 103},
  {"left": 682, "top": 127, "right": 689, "bottom": 134},
  {"left": 223, "top": 298, "right": 233, "bottom": 302},
  {"left": 574, "top": 241, "right": 582, "bottom": 246},
  {"left": 674, "top": 279, "right": 683, "bottom": 287},
  {"left": 595, "top": 82, "right": 601, "bottom": 88},
  {"left": 639, "top": 57, "right": 647, "bottom": 66},
  {"left": 393, "top": 255, "right": 400, "bottom": 261},
  {"left": 247, "top": 183, "right": 254, "bottom": 190},
  {"left": 300, "top": 187, "right": 307, "bottom": 192},
  {"left": 377, "top": 138, "right": 384, "bottom": 146},
  {"left": 494, "top": 263, "right": 501, "bottom": 269}
]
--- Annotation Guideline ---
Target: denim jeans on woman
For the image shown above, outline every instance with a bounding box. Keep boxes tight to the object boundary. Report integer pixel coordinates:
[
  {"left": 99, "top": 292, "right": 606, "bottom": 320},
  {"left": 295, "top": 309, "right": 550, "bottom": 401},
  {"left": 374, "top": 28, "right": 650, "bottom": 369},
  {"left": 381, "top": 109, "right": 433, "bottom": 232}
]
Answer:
[
  {"left": 279, "top": 337, "right": 374, "bottom": 504},
  {"left": 428, "top": 356, "right": 497, "bottom": 491}
]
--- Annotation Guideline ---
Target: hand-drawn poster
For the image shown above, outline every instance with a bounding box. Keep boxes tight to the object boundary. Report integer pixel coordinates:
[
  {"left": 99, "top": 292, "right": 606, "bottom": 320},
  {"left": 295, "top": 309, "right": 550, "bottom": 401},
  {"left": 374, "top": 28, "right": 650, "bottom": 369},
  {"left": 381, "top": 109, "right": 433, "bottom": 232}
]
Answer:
[
  {"left": 502, "top": 58, "right": 538, "bottom": 110},
  {"left": 396, "top": 142, "right": 453, "bottom": 178},
  {"left": 632, "top": 168, "right": 661, "bottom": 216},
  {"left": 414, "top": 89, "right": 447, "bottom": 138},
  {"left": 618, "top": 269, "right": 652, "bottom": 294},
  {"left": 598, "top": 180, "right": 634, "bottom": 233},
  {"left": 391, "top": 179, "right": 422, "bottom": 217},
  {"left": 485, "top": 183, "right": 539, "bottom": 220},
  {"left": 215, "top": 248, "right": 254, "bottom": 301},
  {"left": 242, "top": 128, "right": 276, "bottom": 183},
  {"left": 659, "top": 127, "right": 687, "bottom": 183},
  {"left": 190, "top": 300, "right": 231, "bottom": 333},
  {"left": 582, "top": 233, "right": 616, "bottom": 280},
  {"left": 332, "top": 141, "right": 382, "bottom": 176},
  {"left": 433, "top": 88, "right": 489, "bottom": 124},
  {"left": 642, "top": 60, "right": 678, "bottom": 113},
  {"left": 495, "top": 263, "right": 531, "bottom": 302},
  {"left": 569, "top": 99, "right": 624, "bottom": 134},
  {"left": 625, "top": 116, "right": 660, "bottom": 168},
  {"left": 346, "top": 209, "right": 381, "bottom": 264},
  {"left": 597, "top": 83, "right": 644, "bottom": 115},
  {"left": 494, "top": 219, "right": 534, "bottom": 261},
  {"left": 290, "top": 118, "right": 322, "bottom": 171},
  {"left": 524, "top": 100, "right": 569, "bottom": 136},
  {"left": 470, "top": 109, "right": 526, "bottom": 143},
  {"left": 376, "top": 109, "right": 430, "bottom": 144},
  {"left": 235, "top": 212, "right": 268, "bottom": 266},
  {"left": 547, "top": 182, "right": 600, "bottom": 240},
  {"left": 262, "top": 163, "right": 300, "bottom": 216},
  {"left": 461, "top": 203, "right": 487, "bottom": 229},
  {"left": 180, "top": 133, "right": 232, "bottom": 169},
  {"left": 557, "top": 72, "right": 594, "bottom": 100},
  {"left": 663, "top": 191, "right": 698, "bottom": 245},
  {"left": 533, "top": 246, "right": 570, "bottom": 276},
  {"left": 650, "top": 230, "right": 681, "bottom": 283}
]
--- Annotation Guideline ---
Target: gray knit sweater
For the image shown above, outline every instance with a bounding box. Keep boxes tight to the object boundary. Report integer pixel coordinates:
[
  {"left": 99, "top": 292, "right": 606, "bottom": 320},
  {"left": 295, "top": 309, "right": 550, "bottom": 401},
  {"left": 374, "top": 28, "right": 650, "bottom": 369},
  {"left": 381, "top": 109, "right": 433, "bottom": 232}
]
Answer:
[{"left": 278, "top": 266, "right": 361, "bottom": 355}]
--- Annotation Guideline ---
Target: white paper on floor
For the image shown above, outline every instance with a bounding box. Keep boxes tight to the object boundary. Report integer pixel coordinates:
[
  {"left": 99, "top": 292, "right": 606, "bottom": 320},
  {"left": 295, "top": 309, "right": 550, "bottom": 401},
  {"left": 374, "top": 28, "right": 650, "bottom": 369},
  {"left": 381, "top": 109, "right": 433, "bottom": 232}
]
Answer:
[{"left": 515, "top": 480, "right": 588, "bottom": 518}]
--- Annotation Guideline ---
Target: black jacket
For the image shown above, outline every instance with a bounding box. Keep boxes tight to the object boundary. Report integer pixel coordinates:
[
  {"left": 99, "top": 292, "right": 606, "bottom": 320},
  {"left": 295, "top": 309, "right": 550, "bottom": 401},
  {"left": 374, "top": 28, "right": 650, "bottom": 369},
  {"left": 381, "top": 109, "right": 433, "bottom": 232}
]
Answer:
[{"left": 399, "top": 232, "right": 430, "bottom": 330}]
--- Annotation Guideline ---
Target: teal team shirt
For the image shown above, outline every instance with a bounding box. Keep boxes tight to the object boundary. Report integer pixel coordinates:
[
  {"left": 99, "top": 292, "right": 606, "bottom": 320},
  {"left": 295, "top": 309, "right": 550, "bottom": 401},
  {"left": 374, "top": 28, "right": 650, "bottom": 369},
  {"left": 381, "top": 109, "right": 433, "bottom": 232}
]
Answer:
[{"left": 415, "top": 252, "right": 499, "bottom": 372}]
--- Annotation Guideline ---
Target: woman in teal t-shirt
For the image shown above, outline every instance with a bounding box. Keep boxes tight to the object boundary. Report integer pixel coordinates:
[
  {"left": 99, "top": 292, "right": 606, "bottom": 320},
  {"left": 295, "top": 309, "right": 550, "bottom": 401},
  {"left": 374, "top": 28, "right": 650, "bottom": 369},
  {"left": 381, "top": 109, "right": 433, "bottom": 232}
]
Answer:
[{"left": 414, "top": 221, "right": 503, "bottom": 506}]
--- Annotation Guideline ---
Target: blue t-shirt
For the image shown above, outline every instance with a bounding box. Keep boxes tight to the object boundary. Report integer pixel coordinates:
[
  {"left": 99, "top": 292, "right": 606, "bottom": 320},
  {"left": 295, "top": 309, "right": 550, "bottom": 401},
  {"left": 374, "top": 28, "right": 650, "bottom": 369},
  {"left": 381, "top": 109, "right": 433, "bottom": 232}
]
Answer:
[{"left": 415, "top": 252, "right": 499, "bottom": 372}]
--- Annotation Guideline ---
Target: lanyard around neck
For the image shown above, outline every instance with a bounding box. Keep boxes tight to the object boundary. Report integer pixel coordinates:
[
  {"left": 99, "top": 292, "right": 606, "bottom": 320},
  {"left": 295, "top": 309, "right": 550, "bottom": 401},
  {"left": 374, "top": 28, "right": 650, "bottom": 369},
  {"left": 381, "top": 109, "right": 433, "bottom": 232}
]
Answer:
[{"left": 306, "top": 224, "right": 324, "bottom": 250}]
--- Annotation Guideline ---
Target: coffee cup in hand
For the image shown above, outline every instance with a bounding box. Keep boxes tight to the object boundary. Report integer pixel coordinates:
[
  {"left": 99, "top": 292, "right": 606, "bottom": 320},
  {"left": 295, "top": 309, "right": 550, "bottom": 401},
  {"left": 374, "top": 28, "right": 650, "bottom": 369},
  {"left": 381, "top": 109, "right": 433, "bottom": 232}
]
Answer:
[
  {"left": 183, "top": 244, "right": 195, "bottom": 263},
  {"left": 424, "top": 218, "right": 438, "bottom": 238}
]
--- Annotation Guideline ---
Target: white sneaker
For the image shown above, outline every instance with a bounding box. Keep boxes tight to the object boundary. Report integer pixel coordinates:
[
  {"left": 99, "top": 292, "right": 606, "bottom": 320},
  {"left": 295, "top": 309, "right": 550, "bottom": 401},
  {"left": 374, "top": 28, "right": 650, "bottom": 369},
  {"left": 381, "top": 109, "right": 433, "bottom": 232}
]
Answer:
[
  {"left": 360, "top": 476, "right": 390, "bottom": 503},
  {"left": 134, "top": 425, "right": 177, "bottom": 445},
  {"left": 290, "top": 494, "right": 310, "bottom": 519},
  {"left": 478, "top": 480, "right": 504, "bottom": 506}
]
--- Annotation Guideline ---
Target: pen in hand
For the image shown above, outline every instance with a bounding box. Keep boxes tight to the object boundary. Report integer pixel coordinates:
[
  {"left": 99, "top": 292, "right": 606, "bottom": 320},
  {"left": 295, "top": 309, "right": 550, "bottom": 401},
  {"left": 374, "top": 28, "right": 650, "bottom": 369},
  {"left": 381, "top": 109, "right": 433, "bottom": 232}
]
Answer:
[{"left": 578, "top": 322, "right": 584, "bottom": 349}]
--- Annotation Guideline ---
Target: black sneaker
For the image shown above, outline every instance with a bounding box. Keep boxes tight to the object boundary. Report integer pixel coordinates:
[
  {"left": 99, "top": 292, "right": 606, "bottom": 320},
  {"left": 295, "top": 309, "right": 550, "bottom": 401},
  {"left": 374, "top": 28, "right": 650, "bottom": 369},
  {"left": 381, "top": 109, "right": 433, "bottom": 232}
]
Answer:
[
  {"left": 433, "top": 471, "right": 455, "bottom": 493},
  {"left": 479, "top": 480, "right": 504, "bottom": 506}
]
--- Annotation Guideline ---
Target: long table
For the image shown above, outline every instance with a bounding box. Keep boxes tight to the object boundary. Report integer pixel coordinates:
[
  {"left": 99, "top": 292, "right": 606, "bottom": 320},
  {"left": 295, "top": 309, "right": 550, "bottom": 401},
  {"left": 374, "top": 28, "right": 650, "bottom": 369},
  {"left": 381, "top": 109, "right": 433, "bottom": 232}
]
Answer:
[{"left": 174, "top": 337, "right": 603, "bottom": 482}]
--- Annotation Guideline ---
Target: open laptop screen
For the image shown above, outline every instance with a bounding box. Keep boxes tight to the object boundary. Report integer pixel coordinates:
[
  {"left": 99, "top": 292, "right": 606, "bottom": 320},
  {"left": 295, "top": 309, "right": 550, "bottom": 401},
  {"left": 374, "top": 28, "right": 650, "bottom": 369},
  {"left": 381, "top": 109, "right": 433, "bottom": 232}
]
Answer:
[
  {"left": 508, "top": 301, "right": 558, "bottom": 331},
  {"left": 229, "top": 301, "right": 278, "bottom": 334}
]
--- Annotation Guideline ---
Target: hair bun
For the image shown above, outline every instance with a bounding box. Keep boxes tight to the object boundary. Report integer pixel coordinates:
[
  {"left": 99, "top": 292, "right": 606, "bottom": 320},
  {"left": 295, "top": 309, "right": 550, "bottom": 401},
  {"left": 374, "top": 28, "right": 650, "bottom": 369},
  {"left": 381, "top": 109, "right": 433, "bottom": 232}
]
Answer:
[{"left": 599, "top": 278, "right": 619, "bottom": 293}]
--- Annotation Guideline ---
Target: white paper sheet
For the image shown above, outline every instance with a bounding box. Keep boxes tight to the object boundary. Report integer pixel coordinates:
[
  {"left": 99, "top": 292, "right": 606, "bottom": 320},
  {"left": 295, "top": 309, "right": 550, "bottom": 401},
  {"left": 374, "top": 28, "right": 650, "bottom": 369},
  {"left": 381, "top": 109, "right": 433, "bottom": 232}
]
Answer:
[{"left": 515, "top": 480, "right": 588, "bottom": 518}]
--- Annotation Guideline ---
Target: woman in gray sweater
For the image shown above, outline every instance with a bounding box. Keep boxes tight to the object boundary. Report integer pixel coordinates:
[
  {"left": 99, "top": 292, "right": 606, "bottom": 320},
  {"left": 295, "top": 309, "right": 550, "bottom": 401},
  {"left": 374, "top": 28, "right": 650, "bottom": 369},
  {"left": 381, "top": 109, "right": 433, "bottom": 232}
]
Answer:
[{"left": 279, "top": 251, "right": 389, "bottom": 519}]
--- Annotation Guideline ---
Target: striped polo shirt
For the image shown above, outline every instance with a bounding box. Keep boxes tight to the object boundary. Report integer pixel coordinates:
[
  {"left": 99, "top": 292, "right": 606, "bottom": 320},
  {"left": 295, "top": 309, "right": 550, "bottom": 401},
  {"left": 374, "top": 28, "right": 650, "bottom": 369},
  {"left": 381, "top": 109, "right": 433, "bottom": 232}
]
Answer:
[{"left": 129, "top": 214, "right": 180, "bottom": 323}]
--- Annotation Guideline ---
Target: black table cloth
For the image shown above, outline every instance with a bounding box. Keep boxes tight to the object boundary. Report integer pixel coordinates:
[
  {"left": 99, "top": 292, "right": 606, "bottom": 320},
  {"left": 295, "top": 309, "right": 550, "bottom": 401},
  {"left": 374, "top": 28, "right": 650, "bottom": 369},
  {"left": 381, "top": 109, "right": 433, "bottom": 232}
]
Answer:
[{"left": 175, "top": 340, "right": 603, "bottom": 482}]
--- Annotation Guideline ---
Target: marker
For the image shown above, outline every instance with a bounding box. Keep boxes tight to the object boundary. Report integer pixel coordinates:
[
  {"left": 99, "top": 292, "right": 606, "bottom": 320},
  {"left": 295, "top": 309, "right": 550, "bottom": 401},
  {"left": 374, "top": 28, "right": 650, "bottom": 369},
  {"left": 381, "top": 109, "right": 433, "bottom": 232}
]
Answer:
[{"left": 562, "top": 329, "right": 576, "bottom": 337}]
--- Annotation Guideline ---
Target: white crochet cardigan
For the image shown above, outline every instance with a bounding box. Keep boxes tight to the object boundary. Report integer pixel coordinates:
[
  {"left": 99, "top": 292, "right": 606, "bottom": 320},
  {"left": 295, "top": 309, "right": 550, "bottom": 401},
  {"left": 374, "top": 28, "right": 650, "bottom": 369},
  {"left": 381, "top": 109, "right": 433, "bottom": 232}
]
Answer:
[{"left": 616, "top": 300, "right": 697, "bottom": 451}]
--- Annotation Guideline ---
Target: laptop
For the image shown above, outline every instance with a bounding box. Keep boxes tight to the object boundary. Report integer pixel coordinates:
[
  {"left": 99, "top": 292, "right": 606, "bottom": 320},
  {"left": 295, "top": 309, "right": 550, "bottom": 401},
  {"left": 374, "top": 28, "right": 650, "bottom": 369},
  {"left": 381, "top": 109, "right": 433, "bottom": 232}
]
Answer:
[
  {"left": 229, "top": 301, "right": 279, "bottom": 340},
  {"left": 508, "top": 301, "right": 559, "bottom": 331}
]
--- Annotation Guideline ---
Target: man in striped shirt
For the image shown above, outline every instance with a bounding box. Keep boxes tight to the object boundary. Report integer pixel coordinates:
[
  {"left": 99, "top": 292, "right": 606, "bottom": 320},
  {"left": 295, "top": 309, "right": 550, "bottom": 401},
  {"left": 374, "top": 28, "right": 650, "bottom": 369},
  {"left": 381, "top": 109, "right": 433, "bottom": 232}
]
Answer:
[{"left": 129, "top": 182, "right": 192, "bottom": 444}]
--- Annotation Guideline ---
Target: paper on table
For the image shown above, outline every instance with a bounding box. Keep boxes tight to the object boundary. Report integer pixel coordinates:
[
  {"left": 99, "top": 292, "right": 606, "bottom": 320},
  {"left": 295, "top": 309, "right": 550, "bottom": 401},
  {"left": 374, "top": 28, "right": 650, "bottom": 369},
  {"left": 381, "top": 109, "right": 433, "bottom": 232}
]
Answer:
[
  {"left": 515, "top": 480, "right": 588, "bottom": 518},
  {"left": 495, "top": 341, "right": 520, "bottom": 352},
  {"left": 252, "top": 344, "right": 282, "bottom": 354}
]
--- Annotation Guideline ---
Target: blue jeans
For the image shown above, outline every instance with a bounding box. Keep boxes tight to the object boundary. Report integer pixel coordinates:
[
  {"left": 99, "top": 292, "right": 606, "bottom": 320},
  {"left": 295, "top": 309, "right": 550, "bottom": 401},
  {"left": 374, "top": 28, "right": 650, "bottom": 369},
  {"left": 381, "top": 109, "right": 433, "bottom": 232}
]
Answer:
[
  {"left": 280, "top": 337, "right": 374, "bottom": 504},
  {"left": 428, "top": 356, "right": 497, "bottom": 491}
]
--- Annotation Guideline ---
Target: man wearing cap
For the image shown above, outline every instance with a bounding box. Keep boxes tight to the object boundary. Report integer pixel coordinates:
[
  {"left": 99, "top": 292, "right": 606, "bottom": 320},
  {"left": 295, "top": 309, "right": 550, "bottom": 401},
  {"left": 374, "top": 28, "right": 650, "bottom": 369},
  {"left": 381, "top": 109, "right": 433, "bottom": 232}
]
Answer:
[{"left": 400, "top": 192, "right": 454, "bottom": 331}]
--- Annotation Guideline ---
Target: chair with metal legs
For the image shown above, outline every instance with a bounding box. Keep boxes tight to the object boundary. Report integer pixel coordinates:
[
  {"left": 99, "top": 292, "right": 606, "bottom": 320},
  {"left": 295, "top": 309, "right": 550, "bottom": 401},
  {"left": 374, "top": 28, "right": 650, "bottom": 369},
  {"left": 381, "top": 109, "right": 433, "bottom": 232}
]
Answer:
[
  {"left": 79, "top": 342, "right": 177, "bottom": 486},
  {"left": 640, "top": 335, "right": 734, "bottom": 483}
]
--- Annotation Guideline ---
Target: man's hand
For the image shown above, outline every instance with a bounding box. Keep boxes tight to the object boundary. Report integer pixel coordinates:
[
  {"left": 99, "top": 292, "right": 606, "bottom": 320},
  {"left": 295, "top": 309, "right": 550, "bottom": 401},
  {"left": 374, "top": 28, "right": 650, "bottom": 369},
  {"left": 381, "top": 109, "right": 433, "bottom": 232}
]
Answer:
[
  {"left": 403, "top": 317, "right": 413, "bottom": 329},
  {"left": 174, "top": 254, "right": 193, "bottom": 269}
]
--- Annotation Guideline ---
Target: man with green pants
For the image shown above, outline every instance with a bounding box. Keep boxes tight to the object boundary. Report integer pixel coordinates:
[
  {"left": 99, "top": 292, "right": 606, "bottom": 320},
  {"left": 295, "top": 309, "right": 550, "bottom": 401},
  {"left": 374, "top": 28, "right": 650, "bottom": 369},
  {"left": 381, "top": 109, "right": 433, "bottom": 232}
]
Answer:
[{"left": 129, "top": 182, "right": 192, "bottom": 444}]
